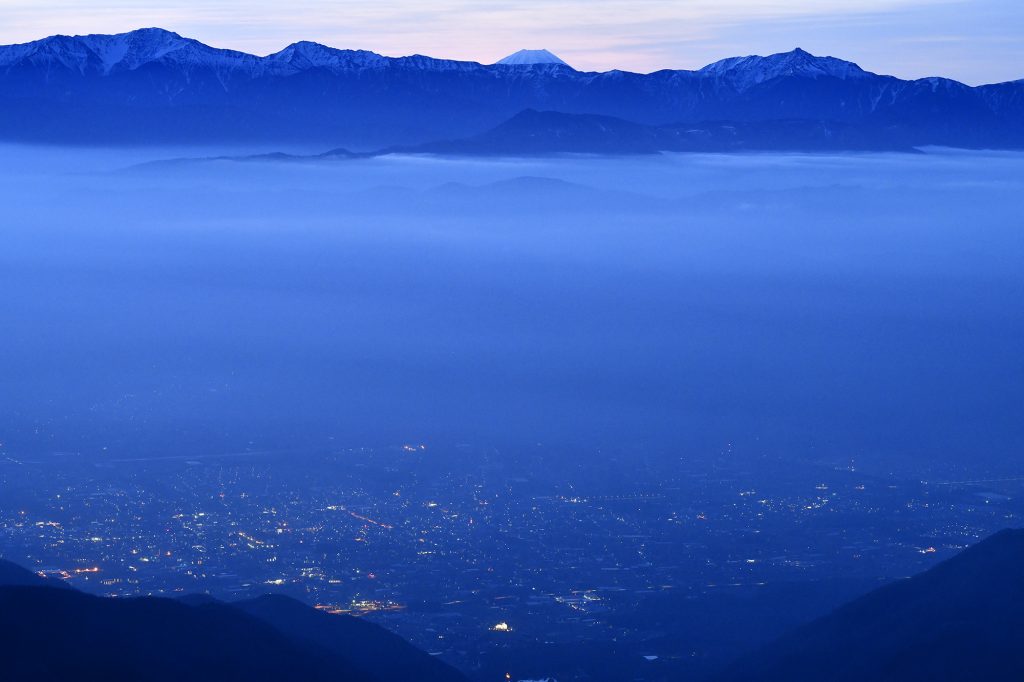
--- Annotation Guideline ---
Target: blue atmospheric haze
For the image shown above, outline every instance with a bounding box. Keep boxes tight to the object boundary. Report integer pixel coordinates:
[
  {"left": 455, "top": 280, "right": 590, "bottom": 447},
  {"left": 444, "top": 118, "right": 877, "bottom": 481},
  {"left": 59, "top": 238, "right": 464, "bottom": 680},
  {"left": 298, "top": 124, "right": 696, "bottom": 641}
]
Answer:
[{"left": 1, "top": 146, "right": 1021, "bottom": 473}]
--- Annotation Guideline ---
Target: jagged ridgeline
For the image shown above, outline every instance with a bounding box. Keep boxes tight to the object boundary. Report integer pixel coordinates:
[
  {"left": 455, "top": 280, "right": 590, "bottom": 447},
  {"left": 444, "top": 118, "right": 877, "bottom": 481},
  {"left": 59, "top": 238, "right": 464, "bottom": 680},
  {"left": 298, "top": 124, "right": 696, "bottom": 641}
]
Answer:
[{"left": 0, "top": 28, "right": 1021, "bottom": 150}]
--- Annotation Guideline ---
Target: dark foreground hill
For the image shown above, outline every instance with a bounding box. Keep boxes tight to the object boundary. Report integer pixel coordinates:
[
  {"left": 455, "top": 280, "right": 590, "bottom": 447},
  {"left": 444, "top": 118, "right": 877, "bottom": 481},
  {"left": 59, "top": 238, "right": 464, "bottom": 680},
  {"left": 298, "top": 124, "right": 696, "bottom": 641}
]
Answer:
[
  {"left": 4, "top": 529, "right": 1024, "bottom": 682},
  {"left": 0, "top": 560, "right": 466, "bottom": 682},
  {"left": 716, "top": 529, "right": 1024, "bottom": 682}
]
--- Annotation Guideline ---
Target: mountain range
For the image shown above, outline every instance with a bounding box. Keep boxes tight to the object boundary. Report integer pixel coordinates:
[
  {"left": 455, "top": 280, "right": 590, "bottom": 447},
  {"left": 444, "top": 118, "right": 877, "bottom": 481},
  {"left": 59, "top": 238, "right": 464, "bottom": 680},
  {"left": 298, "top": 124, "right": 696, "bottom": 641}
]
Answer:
[{"left": 0, "top": 28, "right": 1021, "bottom": 151}]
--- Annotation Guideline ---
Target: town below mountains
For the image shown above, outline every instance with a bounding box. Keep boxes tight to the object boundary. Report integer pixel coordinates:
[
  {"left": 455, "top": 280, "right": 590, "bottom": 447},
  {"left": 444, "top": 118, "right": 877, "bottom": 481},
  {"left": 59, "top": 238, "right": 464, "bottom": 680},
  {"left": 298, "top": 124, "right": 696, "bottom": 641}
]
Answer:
[
  {"left": 3, "top": 529, "right": 1024, "bottom": 681},
  {"left": 0, "top": 28, "right": 1021, "bottom": 152}
]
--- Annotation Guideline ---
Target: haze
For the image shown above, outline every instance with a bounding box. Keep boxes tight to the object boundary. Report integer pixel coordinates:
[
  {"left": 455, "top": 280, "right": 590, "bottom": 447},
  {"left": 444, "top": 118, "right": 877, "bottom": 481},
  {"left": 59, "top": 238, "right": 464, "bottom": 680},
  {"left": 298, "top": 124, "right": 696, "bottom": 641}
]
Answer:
[{"left": 2, "top": 146, "right": 1021, "bottom": 476}]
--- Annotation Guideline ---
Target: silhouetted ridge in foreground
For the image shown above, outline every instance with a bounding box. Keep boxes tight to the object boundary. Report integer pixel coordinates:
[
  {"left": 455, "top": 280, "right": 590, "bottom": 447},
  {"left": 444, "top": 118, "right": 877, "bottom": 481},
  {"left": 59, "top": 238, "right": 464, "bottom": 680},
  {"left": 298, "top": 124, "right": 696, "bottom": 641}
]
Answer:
[
  {"left": 717, "top": 528, "right": 1024, "bottom": 682},
  {"left": 0, "top": 560, "right": 467, "bottom": 682}
]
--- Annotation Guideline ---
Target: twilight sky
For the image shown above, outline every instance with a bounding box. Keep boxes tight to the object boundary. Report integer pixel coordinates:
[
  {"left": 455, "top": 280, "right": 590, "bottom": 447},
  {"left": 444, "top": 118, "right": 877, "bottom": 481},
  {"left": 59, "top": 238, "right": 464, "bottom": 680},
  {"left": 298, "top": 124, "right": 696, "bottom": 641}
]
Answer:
[{"left": 1, "top": 0, "right": 1021, "bottom": 84}]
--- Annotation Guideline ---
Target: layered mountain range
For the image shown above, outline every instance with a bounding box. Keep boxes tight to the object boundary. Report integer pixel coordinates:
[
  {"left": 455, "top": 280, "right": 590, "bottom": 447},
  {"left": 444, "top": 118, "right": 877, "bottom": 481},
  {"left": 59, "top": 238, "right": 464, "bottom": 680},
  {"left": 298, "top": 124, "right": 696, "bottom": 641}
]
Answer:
[{"left": 0, "top": 28, "right": 1021, "bottom": 150}]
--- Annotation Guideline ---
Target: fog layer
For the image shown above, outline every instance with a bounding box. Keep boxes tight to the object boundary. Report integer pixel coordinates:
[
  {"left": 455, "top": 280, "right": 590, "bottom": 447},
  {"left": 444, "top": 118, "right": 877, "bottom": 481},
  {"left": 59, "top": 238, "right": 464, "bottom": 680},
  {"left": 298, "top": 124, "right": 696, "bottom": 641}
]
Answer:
[{"left": 2, "top": 148, "right": 1022, "bottom": 472}]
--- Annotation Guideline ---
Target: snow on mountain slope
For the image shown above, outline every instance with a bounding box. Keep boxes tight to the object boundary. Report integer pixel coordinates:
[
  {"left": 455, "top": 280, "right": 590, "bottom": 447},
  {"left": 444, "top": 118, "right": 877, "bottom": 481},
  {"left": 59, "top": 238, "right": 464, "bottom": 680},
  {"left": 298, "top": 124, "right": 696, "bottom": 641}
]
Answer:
[
  {"left": 0, "top": 28, "right": 503, "bottom": 78},
  {"left": 0, "top": 29, "right": 1020, "bottom": 148},
  {"left": 497, "top": 49, "right": 571, "bottom": 67},
  {"left": 264, "top": 41, "right": 388, "bottom": 74},
  {"left": 0, "top": 30, "right": 977, "bottom": 91},
  {"left": 698, "top": 48, "right": 872, "bottom": 91},
  {"left": 0, "top": 27, "right": 262, "bottom": 75}
]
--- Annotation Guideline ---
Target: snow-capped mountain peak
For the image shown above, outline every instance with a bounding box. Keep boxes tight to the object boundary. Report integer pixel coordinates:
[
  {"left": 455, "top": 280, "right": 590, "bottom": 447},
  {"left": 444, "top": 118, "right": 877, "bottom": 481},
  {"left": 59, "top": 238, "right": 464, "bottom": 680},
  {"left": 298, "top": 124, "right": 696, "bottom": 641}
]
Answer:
[
  {"left": 0, "top": 27, "right": 262, "bottom": 75},
  {"left": 265, "top": 42, "right": 387, "bottom": 73},
  {"left": 79, "top": 28, "right": 195, "bottom": 73},
  {"left": 497, "top": 49, "right": 570, "bottom": 68},
  {"left": 698, "top": 48, "right": 871, "bottom": 91},
  {"left": 0, "top": 27, "right": 1018, "bottom": 149}
]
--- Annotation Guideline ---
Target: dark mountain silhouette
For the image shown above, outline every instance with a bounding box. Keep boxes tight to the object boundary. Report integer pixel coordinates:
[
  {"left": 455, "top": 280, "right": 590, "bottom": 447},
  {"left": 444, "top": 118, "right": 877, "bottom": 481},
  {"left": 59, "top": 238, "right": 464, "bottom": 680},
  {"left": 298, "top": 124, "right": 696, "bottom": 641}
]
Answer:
[
  {"left": 0, "top": 28, "right": 1021, "bottom": 149},
  {"left": 716, "top": 528, "right": 1024, "bottom": 682},
  {"left": 402, "top": 109, "right": 916, "bottom": 155},
  {"left": 410, "top": 109, "right": 671, "bottom": 155},
  {"left": 0, "top": 559, "right": 466, "bottom": 682},
  {"left": 139, "top": 109, "right": 914, "bottom": 165},
  {"left": 235, "top": 595, "right": 461, "bottom": 682}
]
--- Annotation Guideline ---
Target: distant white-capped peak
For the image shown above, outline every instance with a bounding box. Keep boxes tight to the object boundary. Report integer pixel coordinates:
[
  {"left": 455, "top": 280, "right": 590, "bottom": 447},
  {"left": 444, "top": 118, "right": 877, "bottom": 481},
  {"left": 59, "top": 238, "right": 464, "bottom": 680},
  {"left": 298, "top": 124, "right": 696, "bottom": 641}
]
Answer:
[{"left": 497, "top": 49, "right": 569, "bottom": 67}]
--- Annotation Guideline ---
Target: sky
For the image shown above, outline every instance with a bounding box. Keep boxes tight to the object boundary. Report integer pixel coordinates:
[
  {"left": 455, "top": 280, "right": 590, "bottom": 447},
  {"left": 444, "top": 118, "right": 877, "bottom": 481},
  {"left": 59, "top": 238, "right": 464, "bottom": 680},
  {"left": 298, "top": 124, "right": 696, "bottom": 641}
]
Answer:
[{"left": 0, "top": 0, "right": 1021, "bottom": 84}]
